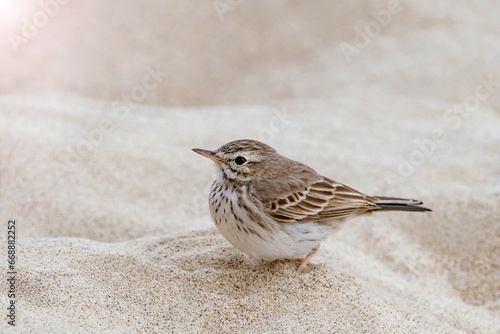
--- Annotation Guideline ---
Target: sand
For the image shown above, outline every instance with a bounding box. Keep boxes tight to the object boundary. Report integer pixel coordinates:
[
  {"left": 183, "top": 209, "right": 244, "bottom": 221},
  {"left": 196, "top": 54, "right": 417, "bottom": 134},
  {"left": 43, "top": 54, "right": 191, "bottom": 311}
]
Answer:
[{"left": 1, "top": 1, "right": 499, "bottom": 333}]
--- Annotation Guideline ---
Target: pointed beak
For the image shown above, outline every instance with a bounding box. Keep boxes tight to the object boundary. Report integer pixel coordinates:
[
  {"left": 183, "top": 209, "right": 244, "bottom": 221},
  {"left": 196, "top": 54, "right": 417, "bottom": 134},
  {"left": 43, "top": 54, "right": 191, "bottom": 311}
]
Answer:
[{"left": 192, "top": 148, "right": 227, "bottom": 165}]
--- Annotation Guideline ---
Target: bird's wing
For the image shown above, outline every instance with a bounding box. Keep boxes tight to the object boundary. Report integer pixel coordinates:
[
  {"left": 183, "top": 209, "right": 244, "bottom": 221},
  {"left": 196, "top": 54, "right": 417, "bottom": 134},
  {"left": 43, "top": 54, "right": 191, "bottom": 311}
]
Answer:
[{"left": 264, "top": 177, "right": 377, "bottom": 223}]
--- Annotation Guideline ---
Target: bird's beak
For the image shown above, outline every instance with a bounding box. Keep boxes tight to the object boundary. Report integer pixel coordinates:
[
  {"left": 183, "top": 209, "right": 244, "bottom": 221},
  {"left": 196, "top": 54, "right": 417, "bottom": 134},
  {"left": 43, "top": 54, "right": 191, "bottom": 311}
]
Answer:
[{"left": 192, "top": 148, "right": 227, "bottom": 165}]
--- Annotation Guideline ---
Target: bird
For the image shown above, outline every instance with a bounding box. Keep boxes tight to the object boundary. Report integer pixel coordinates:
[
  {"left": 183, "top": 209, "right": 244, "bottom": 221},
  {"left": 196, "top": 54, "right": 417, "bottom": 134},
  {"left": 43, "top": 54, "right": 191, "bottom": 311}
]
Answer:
[{"left": 192, "top": 139, "right": 431, "bottom": 272}]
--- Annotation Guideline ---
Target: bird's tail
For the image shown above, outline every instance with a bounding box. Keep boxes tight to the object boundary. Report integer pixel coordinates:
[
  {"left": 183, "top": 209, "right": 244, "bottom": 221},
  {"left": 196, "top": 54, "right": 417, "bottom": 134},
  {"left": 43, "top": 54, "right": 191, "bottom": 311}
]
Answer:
[{"left": 372, "top": 196, "right": 432, "bottom": 212}]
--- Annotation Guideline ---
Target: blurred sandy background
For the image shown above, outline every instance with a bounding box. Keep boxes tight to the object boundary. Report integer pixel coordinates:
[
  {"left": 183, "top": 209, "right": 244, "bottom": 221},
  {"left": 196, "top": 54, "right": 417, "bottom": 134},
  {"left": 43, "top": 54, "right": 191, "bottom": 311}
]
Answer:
[{"left": 1, "top": 0, "right": 499, "bottom": 333}]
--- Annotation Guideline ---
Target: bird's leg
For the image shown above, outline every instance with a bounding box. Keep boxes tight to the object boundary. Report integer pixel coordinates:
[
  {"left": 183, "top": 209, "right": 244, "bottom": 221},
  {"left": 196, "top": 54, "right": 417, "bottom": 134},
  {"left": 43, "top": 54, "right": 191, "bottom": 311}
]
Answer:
[{"left": 297, "top": 246, "right": 319, "bottom": 272}]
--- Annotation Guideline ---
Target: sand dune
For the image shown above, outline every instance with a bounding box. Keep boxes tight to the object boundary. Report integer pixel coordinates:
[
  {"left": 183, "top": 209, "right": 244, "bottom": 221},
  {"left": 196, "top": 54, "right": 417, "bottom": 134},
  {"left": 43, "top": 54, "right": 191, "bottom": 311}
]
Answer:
[
  {"left": 1, "top": 0, "right": 499, "bottom": 332},
  {"left": 2, "top": 228, "right": 494, "bottom": 333},
  {"left": 1, "top": 94, "right": 499, "bottom": 333}
]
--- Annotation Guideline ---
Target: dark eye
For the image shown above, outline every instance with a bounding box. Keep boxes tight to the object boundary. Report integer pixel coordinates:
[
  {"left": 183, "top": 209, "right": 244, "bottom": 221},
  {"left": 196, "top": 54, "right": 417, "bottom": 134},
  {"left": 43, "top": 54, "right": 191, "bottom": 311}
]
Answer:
[{"left": 235, "top": 156, "right": 247, "bottom": 165}]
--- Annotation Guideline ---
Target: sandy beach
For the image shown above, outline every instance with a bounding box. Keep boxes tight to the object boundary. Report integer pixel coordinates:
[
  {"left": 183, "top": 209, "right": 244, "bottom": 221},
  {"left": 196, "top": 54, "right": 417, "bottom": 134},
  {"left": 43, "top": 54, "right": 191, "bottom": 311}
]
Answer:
[{"left": 1, "top": 1, "right": 499, "bottom": 333}]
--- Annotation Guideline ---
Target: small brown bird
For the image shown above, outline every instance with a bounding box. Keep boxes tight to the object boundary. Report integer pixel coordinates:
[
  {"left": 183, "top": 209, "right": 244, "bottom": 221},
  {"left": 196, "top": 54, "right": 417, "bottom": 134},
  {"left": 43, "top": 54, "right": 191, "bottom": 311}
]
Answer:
[{"left": 193, "top": 139, "right": 431, "bottom": 272}]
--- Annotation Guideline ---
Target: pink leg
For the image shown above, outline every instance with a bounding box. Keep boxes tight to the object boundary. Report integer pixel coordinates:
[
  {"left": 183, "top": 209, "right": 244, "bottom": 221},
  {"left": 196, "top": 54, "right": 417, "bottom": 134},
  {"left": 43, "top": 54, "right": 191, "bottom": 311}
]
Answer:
[{"left": 297, "top": 246, "right": 319, "bottom": 272}]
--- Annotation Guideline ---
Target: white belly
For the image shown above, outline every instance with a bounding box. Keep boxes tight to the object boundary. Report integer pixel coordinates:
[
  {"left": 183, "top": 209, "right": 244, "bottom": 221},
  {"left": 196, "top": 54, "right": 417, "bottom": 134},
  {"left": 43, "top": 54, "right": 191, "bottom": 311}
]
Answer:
[{"left": 208, "top": 181, "right": 335, "bottom": 261}]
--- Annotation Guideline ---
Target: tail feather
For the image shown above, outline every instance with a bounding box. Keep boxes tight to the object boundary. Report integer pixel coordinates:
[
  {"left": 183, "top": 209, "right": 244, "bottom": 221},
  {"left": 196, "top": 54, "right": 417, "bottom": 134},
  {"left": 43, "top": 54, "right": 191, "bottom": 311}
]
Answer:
[{"left": 372, "top": 196, "right": 432, "bottom": 212}]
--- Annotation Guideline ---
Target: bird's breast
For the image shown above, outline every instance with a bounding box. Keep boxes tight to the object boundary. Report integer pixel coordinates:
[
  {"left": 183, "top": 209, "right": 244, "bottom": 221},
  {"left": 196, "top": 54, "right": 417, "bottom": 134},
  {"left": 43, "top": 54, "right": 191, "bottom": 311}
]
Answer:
[
  {"left": 208, "top": 181, "right": 329, "bottom": 261},
  {"left": 208, "top": 182, "right": 277, "bottom": 258}
]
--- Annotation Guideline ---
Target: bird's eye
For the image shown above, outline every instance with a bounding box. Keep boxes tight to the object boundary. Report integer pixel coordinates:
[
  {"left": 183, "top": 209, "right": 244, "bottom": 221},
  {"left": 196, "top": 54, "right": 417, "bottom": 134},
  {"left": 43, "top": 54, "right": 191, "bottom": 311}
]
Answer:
[{"left": 235, "top": 156, "right": 247, "bottom": 165}]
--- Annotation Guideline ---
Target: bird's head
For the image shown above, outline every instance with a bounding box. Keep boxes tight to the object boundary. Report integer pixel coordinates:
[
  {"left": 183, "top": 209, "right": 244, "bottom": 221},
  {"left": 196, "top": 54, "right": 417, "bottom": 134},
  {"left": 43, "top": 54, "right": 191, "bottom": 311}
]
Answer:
[{"left": 192, "top": 139, "right": 278, "bottom": 182}]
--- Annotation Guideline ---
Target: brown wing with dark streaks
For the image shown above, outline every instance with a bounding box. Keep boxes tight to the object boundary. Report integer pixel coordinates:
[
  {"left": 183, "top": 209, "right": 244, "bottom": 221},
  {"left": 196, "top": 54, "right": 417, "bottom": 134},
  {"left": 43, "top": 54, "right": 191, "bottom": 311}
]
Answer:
[{"left": 264, "top": 177, "right": 378, "bottom": 223}]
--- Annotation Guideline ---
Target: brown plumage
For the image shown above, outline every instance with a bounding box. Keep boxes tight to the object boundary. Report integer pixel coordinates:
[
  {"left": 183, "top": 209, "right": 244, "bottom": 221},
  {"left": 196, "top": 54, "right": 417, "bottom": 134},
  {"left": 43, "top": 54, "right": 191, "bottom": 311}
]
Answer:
[{"left": 193, "top": 139, "right": 431, "bottom": 272}]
